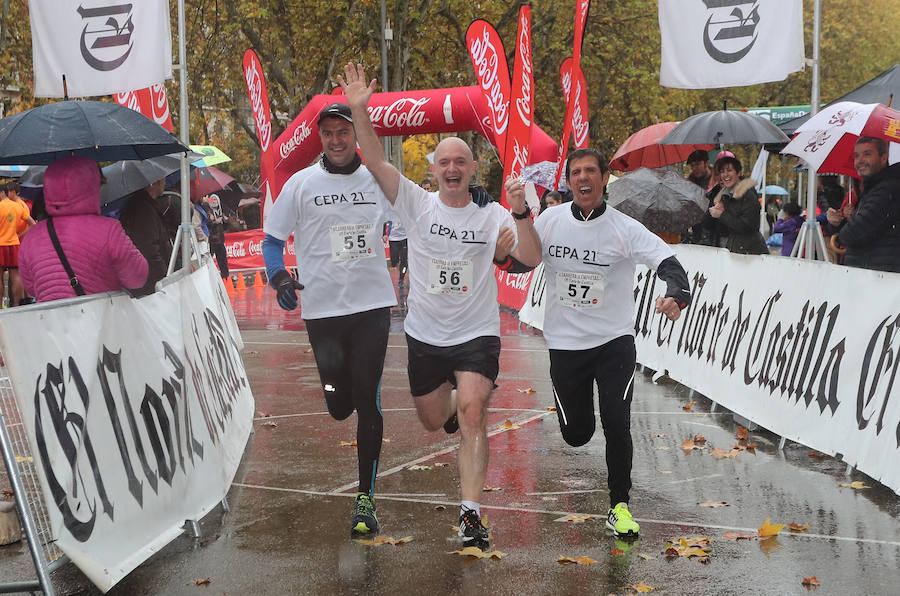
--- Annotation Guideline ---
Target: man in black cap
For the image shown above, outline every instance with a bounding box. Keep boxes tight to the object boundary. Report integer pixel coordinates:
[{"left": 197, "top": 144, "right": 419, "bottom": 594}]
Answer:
[{"left": 261, "top": 101, "right": 397, "bottom": 537}]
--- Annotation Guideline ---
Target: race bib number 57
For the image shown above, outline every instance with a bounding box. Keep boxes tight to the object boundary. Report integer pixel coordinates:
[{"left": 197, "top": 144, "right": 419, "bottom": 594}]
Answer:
[
  {"left": 556, "top": 271, "right": 605, "bottom": 309},
  {"left": 330, "top": 223, "right": 377, "bottom": 262},
  {"left": 427, "top": 258, "right": 473, "bottom": 295}
]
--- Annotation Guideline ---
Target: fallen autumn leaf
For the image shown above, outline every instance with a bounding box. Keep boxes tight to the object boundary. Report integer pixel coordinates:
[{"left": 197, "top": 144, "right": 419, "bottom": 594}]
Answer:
[
  {"left": 192, "top": 578, "right": 211, "bottom": 586},
  {"left": 801, "top": 576, "right": 821, "bottom": 587},
  {"left": 683, "top": 401, "right": 696, "bottom": 411},
  {"left": 517, "top": 387, "right": 536, "bottom": 393},
  {"left": 758, "top": 519, "right": 785, "bottom": 537},
  {"left": 483, "top": 485, "right": 503, "bottom": 492},
  {"left": 357, "top": 535, "right": 413, "bottom": 546},
  {"left": 449, "top": 546, "right": 505, "bottom": 559},
  {"left": 723, "top": 531, "right": 757, "bottom": 540},
  {"left": 499, "top": 419, "right": 521, "bottom": 430},
  {"left": 698, "top": 500, "right": 728, "bottom": 508},
  {"left": 611, "top": 547, "right": 625, "bottom": 556},
  {"left": 838, "top": 481, "right": 869, "bottom": 490},
  {"left": 339, "top": 440, "right": 357, "bottom": 447},
  {"left": 553, "top": 514, "right": 597, "bottom": 523},
  {"left": 789, "top": 523, "right": 810, "bottom": 533},
  {"left": 628, "top": 582, "right": 654, "bottom": 593},
  {"left": 408, "top": 464, "right": 432, "bottom": 471},
  {"left": 557, "top": 555, "right": 596, "bottom": 565}
]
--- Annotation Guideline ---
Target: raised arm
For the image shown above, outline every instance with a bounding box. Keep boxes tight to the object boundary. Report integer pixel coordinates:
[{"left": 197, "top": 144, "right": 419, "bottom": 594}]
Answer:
[
  {"left": 503, "top": 176, "right": 542, "bottom": 267},
  {"left": 338, "top": 63, "right": 401, "bottom": 203}
]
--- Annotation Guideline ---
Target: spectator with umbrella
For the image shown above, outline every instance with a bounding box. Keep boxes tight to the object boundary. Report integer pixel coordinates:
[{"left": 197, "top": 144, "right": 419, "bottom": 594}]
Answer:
[
  {"left": 707, "top": 155, "right": 768, "bottom": 255},
  {"left": 19, "top": 156, "right": 148, "bottom": 302},
  {"left": 118, "top": 176, "right": 172, "bottom": 296}
]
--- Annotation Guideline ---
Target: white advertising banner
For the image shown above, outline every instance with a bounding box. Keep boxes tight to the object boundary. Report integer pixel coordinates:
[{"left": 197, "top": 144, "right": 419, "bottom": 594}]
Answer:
[
  {"left": 634, "top": 246, "right": 900, "bottom": 494},
  {"left": 658, "top": 0, "right": 804, "bottom": 89},
  {"left": 517, "top": 246, "right": 900, "bottom": 495},
  {"left": 29, "top": 0, "right": 173, "bottom": 98},
  {"left": 0, "top": 262, "right": 254, "bottom": 591}
]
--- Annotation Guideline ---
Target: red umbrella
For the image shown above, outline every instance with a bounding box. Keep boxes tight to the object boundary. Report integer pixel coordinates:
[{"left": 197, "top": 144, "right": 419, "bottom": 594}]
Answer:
[
  {"left": 189, "top": 166, "right": 235, "bottom": 198},
  {"left": 782, "top": 102, "right": 900, "bottom": 178},
  {"left": 609, "top": 122, "right": 714, "bottom": 171}
]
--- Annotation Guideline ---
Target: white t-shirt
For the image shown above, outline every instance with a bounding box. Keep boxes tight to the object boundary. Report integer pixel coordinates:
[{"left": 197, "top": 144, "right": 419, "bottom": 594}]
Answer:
[
  {"left": 264, "top": 162, "right": 397, "bottom": 320},
  {"left": 534, "top": 203, "right": 674, "bottom": 350},
  {"left": 387, "top": 216, "right": 407, "bottom": 242},
  {"left": 393, "top": 177, "right": 518, "bottom": 346}
]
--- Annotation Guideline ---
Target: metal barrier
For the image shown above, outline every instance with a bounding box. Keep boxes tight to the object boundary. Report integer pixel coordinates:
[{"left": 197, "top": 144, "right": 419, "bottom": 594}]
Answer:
[{"left": 0, "top": 371, "right": 62, "bottom": 595}]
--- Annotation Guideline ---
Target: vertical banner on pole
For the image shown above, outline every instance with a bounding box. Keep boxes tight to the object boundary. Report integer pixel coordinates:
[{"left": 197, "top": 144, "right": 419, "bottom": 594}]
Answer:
[
  {"left": 500, "top": 4, "right": 535, "bottom": 208},
  {"left": 243, "top": 50, "right": 277, "bottom": 221},
  {"left": 554, "top": 0, "right": 591, "bottom": 189},
  {"left": 466, "top": 19, "right": 511, "bottom": 156},
  {"left": 114, "top": 83, "right": 175, "bottom": 132}
]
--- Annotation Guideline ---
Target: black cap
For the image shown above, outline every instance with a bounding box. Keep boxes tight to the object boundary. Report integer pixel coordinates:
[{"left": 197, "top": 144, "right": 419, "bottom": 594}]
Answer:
[{"left": 317, "top": 102, "right": 353, "bottom": 126}]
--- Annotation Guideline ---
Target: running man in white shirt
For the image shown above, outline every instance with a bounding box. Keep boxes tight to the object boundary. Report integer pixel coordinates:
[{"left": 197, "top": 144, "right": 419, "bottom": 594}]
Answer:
[
  {"left": 339, "top": 63, "right": 542, "bottom": 549},
  {"left": 261, "top": 102, "right": 397, "bottom": 536},
  {"left": 533, "top": 148, "right": 691, "bottom": 537}
]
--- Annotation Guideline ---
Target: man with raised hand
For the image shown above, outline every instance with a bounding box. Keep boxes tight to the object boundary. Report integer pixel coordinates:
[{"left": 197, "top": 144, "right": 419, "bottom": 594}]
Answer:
[
  {"left": 339, "top": 62, "right": 541, "bottom": 550},
  {"left": 534, "top": 148, "right": 691, "bottom": 538},
  {"left": 261, "top": 101, "right": 396, "bottom": 537}
]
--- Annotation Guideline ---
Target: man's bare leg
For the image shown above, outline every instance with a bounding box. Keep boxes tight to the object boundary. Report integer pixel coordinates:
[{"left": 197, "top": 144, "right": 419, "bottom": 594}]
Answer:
[
  {"left": 9, "top": 270, "right": 23, "bottom": 307},
  {"left": 413, "top": 382, "right": 455, "bottom": 431},
  {"left": 455, "top": 371, "right": 493, "bottom": 502}
]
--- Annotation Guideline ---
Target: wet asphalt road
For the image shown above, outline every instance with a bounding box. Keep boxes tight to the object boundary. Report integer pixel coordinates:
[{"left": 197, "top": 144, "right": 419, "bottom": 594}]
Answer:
[{"left": 3, "top": 282, "right": 900, "bottom": 595}]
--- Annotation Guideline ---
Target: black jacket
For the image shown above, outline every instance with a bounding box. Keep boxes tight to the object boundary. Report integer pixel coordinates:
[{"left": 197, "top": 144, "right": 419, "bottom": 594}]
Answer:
[
  {"left": 712, "top": 178, "right": 768, "bottom": 255},
  {"left": 838, "top": 163, "right": 900, "bottom": 273},
  {"left": 119, "top": 191, "right": 173, "bottom": 295}
]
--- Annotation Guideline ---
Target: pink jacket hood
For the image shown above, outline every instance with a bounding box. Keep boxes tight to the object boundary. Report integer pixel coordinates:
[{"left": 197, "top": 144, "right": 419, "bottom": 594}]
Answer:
[{"left": 42, "top": 155, "right": 101, "bottom": 216}]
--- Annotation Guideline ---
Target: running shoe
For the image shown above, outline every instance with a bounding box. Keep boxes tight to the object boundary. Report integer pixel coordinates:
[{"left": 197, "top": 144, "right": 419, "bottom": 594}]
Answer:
[
  {"left": 458, "top": 509, "right": 490, "bottom": 549},
  {"left": 351, "top": 493, "right": 379, "bottom": 535},
  {"left": 443, "top": 412, "right": 459, "bottom": 434},
  {"left": 606, "top": 502, "right": 639, "bottom": 536}
]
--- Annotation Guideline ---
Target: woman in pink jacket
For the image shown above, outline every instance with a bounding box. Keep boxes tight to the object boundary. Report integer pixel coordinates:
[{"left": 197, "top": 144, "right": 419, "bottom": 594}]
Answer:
[{"left": 19, "top": 156, "right": 148, "bottom": 302}]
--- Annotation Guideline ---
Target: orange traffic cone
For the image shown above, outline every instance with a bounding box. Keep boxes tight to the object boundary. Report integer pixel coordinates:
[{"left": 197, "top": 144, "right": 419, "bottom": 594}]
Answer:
[
  {"left": 224, "top": 276, "right": 235, "bottom": 295},
  {"left": 252, "top": 270, "right": 264, "bottom": 288},
  {"left": 235, "top": 273, "right": 247, "bottom": 291}
]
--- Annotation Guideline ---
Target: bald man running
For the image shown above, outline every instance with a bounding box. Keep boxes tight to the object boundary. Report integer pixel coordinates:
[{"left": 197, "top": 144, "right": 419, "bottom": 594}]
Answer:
[{"left": 340, "top": 63, "right": 542, "bottom": 550}]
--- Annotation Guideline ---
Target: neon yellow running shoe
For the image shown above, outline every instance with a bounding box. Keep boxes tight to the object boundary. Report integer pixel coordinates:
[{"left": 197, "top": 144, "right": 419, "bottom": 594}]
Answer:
[
  {"left": 606, "top": 502, "right": 640, "bottom": 536},
  {"left": 351, "top": 493, "right": 379, "bottom": 535}
]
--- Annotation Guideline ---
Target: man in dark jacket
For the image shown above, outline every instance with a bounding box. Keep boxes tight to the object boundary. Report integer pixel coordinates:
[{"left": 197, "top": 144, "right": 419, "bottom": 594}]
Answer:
[
  {"left": 119, "top": 178, "right": 173, "bottom": 295},
  {"left": 828, "top": 137, "right": 900, "bottom": 273}
]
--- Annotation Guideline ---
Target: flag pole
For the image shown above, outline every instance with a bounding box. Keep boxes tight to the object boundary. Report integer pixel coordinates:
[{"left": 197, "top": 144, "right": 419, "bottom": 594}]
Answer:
[
  {"left": 177, "top": 0, "right": 192, "bottom": 271},
  {"left": 800, "top": 0, "right": 827, "bottom": 260}
]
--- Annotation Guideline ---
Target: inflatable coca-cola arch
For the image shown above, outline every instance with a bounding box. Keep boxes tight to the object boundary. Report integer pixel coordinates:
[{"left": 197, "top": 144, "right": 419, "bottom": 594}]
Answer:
[{"left": 247, "top": 77, "right": 558, "bottom": 215}]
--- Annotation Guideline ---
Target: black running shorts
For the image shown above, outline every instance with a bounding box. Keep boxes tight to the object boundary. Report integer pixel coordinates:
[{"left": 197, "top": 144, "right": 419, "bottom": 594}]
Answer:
[{"left": 405, "top": 334, "right": 501, "bottom": 397}]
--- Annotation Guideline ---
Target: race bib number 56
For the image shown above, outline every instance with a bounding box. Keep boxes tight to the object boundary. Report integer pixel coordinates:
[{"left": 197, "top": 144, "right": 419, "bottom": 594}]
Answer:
[
  {"left": 556, "top": 271, "right": 605, "bottom": 309},
  {"left": 330, "top": 223, "right": 377, "bottom": 262},
  {"left": 427, "top": 258, "right": 473, "bottom": 295}
]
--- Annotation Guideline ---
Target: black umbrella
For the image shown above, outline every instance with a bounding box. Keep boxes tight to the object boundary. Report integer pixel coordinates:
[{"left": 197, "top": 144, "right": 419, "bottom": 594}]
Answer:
[
  {"left": 100, "top": 151, "right": 203, "bottom": 205},
  {"left": 0, "top": 100, "right": 188, "bottom": 165},
  {"left": 607, "top": 168, "right": 707, "bottom": 235},
  {"left": 660, "top": 109, "right": 789, "bottom": 146}
]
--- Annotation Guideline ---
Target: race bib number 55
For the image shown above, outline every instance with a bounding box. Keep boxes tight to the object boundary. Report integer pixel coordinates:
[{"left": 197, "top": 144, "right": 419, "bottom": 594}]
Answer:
[
  {"left": 330, "top": 223, "right": 377, "bottom": 262},
  {"left": 427, "top": 258, "right": 473, "bottom": 295},
  {"left": 556, "top": 271, "right": 605, "bottom": 309}
]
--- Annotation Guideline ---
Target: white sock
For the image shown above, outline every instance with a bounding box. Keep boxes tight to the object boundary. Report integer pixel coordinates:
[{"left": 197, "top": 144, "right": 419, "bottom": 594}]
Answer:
[{"left": 460, "top": 501, "right": 480, "bottom": 517}]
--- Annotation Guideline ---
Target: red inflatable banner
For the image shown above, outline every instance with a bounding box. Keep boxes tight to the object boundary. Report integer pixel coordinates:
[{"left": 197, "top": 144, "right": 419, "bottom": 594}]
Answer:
[
  {"left": 114, "top": 83, "right": 173, "bottom": 132},
  {"left": 500, "top": 4, "right": 535, "bottom": 207},
  {"left": 466, "top": 19, "right": 511, "bottom": 156}
]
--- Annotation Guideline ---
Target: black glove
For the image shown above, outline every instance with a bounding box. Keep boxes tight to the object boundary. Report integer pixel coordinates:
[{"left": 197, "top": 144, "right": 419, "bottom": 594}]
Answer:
[
  {"left": 270, "top": 270, "right": 304, "bottom": 311},
  {"left": 469, "top": 184, "right": 494, "bottom": 207}
]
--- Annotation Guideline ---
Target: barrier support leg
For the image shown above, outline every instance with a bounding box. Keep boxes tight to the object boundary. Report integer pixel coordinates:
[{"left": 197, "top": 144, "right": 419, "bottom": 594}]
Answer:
[
  {"left": 220, "top": 497, "right": 230, "bottom": 513},
  {"left": 778, "top": 437, "right": 787, "bottom": 451},
  {"left": 709, "top": 401, "right": 717, "bottom": 414},
  {"left": 845, "top": 464, "right": 854, "bottom": 477},
  {"left": 184, "top": 519, "right": 201, "bottom": 539}
]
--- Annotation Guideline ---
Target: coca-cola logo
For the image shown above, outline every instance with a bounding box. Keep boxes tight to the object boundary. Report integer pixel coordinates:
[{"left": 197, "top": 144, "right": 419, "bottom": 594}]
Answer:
[
  {"left": 248, "top": 240, "right": 262, "bottom": 256},
  {"left": 244, "top": 56, "right": 272, "bottom": 151},
  {"left": 508, "top": 137, "right": 529, "bottom": 178},
  {"left": 278, "top": 120, "right": 313, "bottom": 160},
  {"left": 367, "top": 97, "right": 430, "bottom": 130},
  {"left": 561, "top": 69, "right": 572, "bottom": 99},
  {"left": 571, "top": 80, "right": 589, "bottom": 148},
  {"left": 226, "top": 242, "right": 246, "bottom": 258},
  {"left": 504, "top": 269, "right": 532, "bottom": 290},
  {"left": 469, "top": 27, "right": 509, "bottom": 136},
  {"left": 514, "top": 16, "right": 533, "bottom": 128},
  {"left": 149, "top": 83, "right": 171, "bottom": 127},
  {"left": 115, "top": 90, "right": 140, "bottom": 111}
]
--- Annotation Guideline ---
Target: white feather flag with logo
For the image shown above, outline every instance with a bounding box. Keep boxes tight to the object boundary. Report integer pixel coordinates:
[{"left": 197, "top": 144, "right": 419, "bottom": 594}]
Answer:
[
  {"left": 30, "top": 0, "right": 173, "bottom": 98},
  {"left": 659, "top": 0, "right": 804, "bottom": 89}
]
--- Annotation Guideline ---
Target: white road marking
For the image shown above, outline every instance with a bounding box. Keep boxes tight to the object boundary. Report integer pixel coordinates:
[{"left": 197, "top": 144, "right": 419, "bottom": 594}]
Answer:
[{"left": 666, "top": 473, "right": 724, "bottom": 485}]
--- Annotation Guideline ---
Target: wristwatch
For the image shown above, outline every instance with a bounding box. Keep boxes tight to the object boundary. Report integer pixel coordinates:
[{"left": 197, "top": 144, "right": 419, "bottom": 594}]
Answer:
[{"left": 512, "top": 207, "right": 531, "bottom": 220}]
